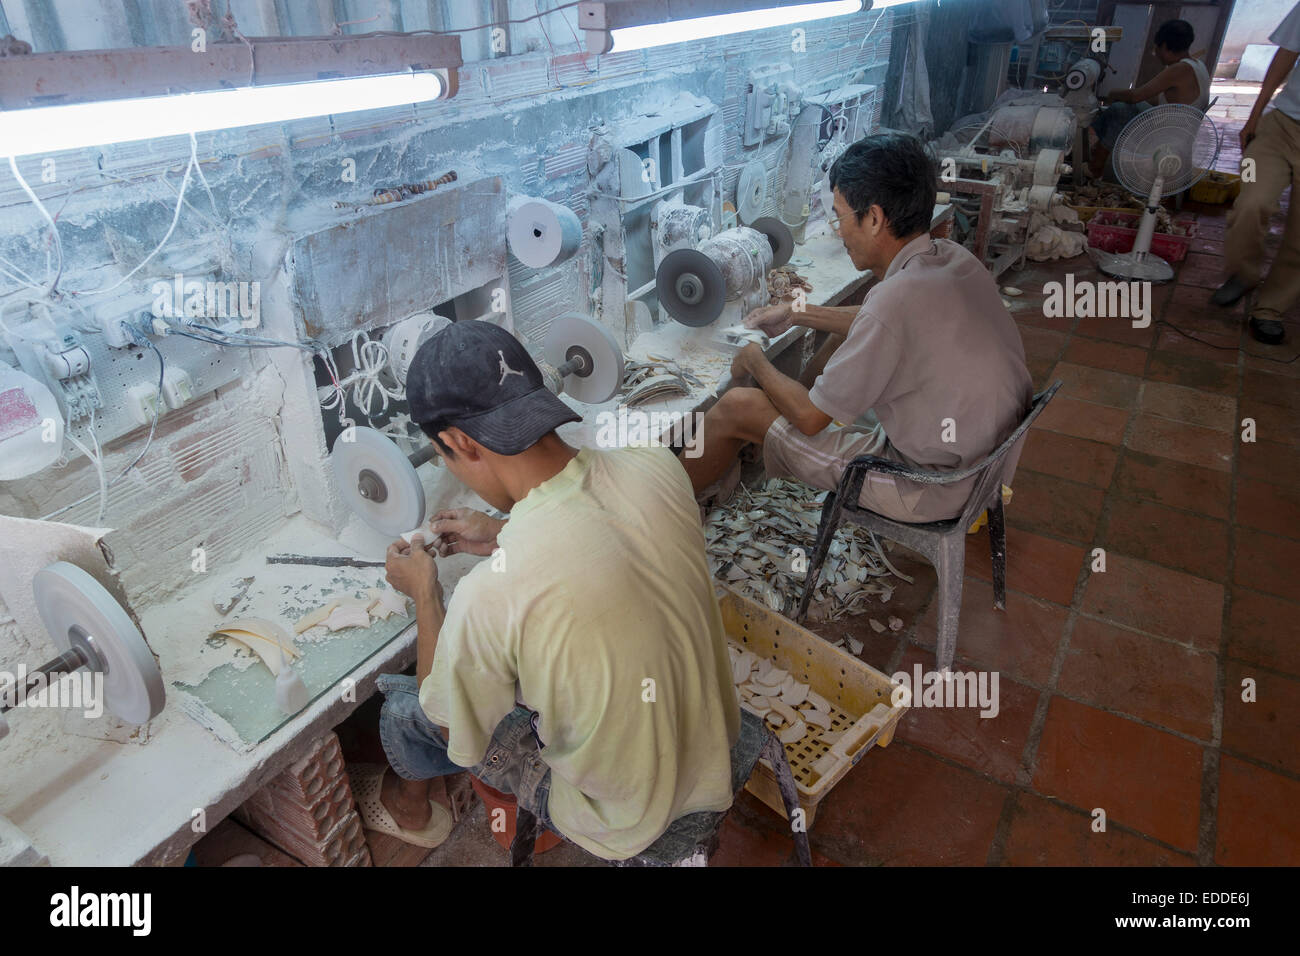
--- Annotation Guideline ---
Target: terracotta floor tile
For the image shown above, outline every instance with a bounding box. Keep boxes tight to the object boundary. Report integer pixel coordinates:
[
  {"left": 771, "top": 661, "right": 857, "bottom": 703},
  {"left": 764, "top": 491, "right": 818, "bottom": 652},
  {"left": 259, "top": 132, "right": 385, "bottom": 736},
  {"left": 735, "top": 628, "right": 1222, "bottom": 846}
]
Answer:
[
  {"left": 1033, "top": 395, "right": 1130, "bottom": 444},
  {"left": 1233, "top": 528, "right": 1300, "bottom": 602},
  {"left": 1242, "top": 367, "right": 1300, "bottom": 411},
  {"left": 1002, "top": 793, "right": 1193, "bottom": 866},
  {"left": 1240, "top": 401, "right": 1298, "bottom": 447},
  {"left": 1138, "top": 381, "right": 1237, "bottom": 432},
  {"left": 1102, "top": 497, "right": 1229, "bottom": 582},
  {"left": 1176, "top": 267, "right": 1224, "bottom": 291},
  {"left": 1062, "top": 337, "right": 1149, "bottom": 378},
  {"left": 1113, "top": 449, "right": 1231, "bottom": 519},
  {"left": 1145, "top": 351, "right": 1239, "bottom": 396},
  {"left": 1227, "top": 587, "right": 1300, "bottom": 678},
  {"left": 1237, "top": 439, "right": 1300, "bottom": 488},
  {"left": 1016, "top": 309, "right": 1072, "bottom": 334},
  {"left": 1183, "top": 251, "right": 1225, "bottom": 274},
  {"left": 1235, "top": 478, "right": 1300, "bottom": 539},
  {"left": 1222, "top": 661, "right": 1300, "bottom": 776},
  {"left": 1006, "top": 470, "right": 1104, "bottom": 544},
  {"left": 1050, "top": 362, "right": 1143, "bottom": 409},
  {"left": 810, "top": 743, "right": 1007, "bottom": 865},
  {"left": 913, "top": 576, "right": 1067, "bottom": 686},
  {"left": 1032, "top": 696, "right": 1203, "bottom": 851},
  {"left": 710, "top": 814, "right": 801, "bottom": 867},
  {"left": 1171, "top": 282, "right": 1228, "bottom": 308},
  {"left": 893, "top": 646, "right": 1038, "bottom": 783},
  {"left": 1019, "top": 326, "right": 1069, "bottom": 364},
  {"left": 1127, "top": 414, "right": 1234, "bottom": 473},
  {"left": 1244, "top": 347, "right": 1300, "bottom": 379},
  {"left": 1186, "top": 235, "right": 1223, "bottom": 256},
  {"left": 965, "top": 526, "right": 1085, "bottom": 606},
  {"left": 1079, "top": 553, "right": 1224, "bottom": 650},
  {"left": 1160, "top": 303, "right": 1244, "bottom": 334},
  {"left": 1215, "top": 756, "right": 1300, "bottom": 865},
  {"left": 1074, "top": 315, "right": 1157, "bottom": 348},
  {"left": 1027, "top": 356, "right": 1057, "bottom": 392},
  {"left": 1059, "top": 617, "right": 1217, "bottom": 740},
  {"left": 1017, "top": 430, "right": 1119, "bottom": 488}
]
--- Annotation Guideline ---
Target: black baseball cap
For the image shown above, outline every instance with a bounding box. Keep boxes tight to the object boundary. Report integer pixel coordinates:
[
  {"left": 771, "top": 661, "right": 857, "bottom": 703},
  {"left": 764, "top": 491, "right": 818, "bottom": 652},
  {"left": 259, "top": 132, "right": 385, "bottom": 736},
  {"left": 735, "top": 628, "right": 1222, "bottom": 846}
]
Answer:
[{"left": 405, "top": 320, "right": 580, "bottom": 456}]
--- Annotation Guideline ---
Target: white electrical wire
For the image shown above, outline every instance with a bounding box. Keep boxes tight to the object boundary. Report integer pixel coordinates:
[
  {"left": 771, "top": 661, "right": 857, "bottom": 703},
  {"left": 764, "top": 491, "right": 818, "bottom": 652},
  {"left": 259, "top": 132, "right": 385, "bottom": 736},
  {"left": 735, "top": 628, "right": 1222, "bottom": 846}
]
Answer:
[
  {"left": 6, "top": 155, "right": 65, "bottom": 296},
  {"left": 69, "top": 132, "right": 197, "bottom": 298},
  {"left": 62, "top": 409, "right": 109, "bottom": 525},
  {"left": 317, "top": 331, "right": 402, "bottom": 422}
]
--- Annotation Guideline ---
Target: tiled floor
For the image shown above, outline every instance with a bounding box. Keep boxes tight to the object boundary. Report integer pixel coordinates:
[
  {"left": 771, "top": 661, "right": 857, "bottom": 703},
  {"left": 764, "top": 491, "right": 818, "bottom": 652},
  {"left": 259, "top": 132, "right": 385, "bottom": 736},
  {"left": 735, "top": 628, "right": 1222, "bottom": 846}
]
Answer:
[{"left": 715, "top": 81, "right": 1299, "bottom": 867}]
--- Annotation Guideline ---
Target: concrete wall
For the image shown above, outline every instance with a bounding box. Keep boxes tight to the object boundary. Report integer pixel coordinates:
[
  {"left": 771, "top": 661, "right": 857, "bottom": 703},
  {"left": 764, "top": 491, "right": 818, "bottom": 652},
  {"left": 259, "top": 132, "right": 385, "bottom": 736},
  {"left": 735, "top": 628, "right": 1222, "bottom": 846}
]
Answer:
[{"left": 1219, "top": 0, "right": 1288, "bottom": 75}]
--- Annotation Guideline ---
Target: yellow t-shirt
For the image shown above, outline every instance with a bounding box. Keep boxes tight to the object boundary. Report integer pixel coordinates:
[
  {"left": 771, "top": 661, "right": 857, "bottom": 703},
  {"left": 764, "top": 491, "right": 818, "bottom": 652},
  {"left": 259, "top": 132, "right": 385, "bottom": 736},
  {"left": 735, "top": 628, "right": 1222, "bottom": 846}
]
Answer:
[{"left": 419, "top": 446, "right": 739, "bottom": 860}]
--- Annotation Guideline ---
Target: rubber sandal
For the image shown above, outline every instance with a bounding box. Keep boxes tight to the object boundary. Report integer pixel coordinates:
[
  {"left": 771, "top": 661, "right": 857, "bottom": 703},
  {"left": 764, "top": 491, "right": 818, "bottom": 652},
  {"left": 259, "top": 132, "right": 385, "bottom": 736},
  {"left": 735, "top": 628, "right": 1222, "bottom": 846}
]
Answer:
[{"left": 349, "top": 764, "right": 453, "bottom": 849}]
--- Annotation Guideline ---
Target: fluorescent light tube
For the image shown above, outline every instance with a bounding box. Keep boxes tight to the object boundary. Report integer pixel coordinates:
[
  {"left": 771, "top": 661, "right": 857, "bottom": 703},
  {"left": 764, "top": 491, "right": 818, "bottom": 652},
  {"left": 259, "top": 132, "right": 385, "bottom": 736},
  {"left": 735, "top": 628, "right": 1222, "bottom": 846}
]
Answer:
[
  {"left": 0, "top": 71, "right": 443, "bottom": 158},
  {"left": 607, "top": 0, "right": 863, "bottom": 52}
]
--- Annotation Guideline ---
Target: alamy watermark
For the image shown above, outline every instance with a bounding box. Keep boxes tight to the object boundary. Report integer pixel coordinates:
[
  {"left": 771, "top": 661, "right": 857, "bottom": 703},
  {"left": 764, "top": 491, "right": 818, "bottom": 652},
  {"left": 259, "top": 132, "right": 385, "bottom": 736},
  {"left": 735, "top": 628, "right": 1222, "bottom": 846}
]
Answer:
[
  {"left": 594, "top": 408, "right": 705, "bottom": 459},
  {"left": 1043, "top": 275, "right": 1151, "bottom": 329},
  {"left": 891, "top": 664, "right": 999, "bottom": 718},
  {"left": 1, "top": 667, "right": 104, "bottom": 719},
  {"left": 151, "top": 273, "right": 260, "bottom": 328}
]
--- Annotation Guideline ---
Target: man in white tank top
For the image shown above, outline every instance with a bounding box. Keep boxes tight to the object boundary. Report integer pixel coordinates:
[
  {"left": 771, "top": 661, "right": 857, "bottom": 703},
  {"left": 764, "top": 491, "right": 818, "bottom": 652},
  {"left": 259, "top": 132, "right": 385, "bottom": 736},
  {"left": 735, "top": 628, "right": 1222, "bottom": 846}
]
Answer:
[{"left": 1088, "top": 19, "right": 1209, "bottom": 177}]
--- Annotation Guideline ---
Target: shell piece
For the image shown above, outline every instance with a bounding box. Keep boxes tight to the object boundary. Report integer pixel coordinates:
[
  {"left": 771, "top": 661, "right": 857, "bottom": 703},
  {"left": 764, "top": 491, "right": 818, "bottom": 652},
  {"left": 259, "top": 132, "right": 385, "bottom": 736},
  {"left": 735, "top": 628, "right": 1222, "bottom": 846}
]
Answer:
[
  {"left": 769, "top": 699, "right": 800, "bottom": 726},
  {"left": 1002, "top": 286, "right": 1023, "bottom": 296},
  {"left": 212, "top": 617, "right": 300, "bottom": 676},
  {"left": 781, "top": 682, "right": 809, "bottom": 707},
  {"left": 803, "top": 709, "right": 833, "bottom": 729},
  {"left": 323, "top": 605, "right": 372, "bottom": 631},
  {"left": 868, "top": 618, "right": 886, "bottom": 633},
  {"left": 367, "top": 588, "right": 410, "bottom": 620},
  {"left": 778, "top": 719, "right": 807, "bottom": 745},
  {"left": 805, "top": 689, "right": 832, "bottom": 712},
  {"left": 295, "top": 602, "right": 339, "bottom": 634}
]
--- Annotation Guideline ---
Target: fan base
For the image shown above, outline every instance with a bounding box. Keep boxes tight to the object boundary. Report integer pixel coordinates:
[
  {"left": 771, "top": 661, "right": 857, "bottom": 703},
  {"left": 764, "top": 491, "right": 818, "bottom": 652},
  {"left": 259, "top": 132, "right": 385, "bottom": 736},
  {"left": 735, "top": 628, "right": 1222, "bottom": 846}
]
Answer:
[{"left": 1092, "top": 248, "right": 1175, "bottom": 283}]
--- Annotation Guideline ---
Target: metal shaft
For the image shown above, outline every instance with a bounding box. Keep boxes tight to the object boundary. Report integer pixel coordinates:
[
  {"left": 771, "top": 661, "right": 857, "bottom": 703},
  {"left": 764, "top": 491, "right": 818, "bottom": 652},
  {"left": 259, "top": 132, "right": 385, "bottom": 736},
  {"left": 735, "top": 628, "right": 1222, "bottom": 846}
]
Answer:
[{"left": 0, "top": 646, "right": 88, "bottom": 714}]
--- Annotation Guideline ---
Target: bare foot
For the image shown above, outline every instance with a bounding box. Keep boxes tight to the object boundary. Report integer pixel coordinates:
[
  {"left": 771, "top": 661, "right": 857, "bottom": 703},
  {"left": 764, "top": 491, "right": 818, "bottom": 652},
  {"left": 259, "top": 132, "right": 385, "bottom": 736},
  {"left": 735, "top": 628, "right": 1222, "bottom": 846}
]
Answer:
[{"left": 380, "top": 769, "right": 433, "bottom": 830}]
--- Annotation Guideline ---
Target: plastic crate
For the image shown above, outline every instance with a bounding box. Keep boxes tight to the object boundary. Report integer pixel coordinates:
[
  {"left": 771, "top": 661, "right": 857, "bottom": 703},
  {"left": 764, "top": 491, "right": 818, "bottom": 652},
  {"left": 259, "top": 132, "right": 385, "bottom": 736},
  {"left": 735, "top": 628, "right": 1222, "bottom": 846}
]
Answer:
[
  {"left": 718, "top": 586, "right": 907, "bottom": 828},
  {"left": 1189, "top": 170, "right": 1242, "bottom": 205},
  {"left": 1086, "top": 210, "right": 1196, "bottom": 263}
]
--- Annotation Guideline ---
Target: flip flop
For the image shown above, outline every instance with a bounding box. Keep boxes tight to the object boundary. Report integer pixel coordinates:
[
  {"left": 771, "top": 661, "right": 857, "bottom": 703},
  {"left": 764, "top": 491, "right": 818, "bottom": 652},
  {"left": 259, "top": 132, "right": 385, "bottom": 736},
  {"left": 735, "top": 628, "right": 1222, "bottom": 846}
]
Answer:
[{"left": 349, "top": 764, "right": 454, "bottom": 849}]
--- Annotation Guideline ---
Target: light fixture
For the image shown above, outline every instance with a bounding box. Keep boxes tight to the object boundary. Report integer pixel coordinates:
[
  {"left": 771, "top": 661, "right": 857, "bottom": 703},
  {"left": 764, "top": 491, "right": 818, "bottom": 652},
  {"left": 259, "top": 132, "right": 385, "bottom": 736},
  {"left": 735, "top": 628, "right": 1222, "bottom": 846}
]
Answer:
[
  {"left": 579, "top": 0, "right": 866, "bottom": 54},
  {"left": 0, "top": 34, "right": 460, "bottom": 158}
]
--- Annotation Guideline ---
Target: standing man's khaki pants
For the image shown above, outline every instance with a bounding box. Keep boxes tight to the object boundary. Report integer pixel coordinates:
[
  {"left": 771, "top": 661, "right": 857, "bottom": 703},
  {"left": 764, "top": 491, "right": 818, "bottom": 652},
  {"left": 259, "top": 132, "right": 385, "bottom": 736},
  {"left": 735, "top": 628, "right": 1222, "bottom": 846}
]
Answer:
[{"left": 1225, "top": 108, "right": 1300, "bottom": 322}]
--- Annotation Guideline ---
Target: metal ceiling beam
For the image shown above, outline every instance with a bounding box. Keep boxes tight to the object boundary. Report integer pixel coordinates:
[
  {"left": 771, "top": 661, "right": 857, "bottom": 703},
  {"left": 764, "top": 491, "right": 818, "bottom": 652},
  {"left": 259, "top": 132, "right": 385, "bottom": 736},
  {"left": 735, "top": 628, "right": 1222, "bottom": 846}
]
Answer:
[{"left": 0, "top": 33, "right": 463, "bottom": 110}]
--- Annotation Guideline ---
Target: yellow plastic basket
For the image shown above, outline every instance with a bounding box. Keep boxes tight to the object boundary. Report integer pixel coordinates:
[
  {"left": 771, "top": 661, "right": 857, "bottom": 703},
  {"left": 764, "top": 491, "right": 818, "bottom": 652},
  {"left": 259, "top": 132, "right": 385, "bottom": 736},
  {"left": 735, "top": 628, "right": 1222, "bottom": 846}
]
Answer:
[
  {"left": 1189, "top": 170, "right": 1242, "bottom": 205},
  {"left": 718, "top": 586, "right": 907, "bottom": 828}
]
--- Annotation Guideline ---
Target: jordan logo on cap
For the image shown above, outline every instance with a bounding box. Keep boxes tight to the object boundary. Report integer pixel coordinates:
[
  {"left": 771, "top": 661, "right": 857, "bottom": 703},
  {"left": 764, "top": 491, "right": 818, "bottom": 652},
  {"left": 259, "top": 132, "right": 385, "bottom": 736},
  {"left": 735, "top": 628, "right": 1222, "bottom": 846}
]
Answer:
[{"left": 497, "top": 350, "right": 525, "bottom": 386}]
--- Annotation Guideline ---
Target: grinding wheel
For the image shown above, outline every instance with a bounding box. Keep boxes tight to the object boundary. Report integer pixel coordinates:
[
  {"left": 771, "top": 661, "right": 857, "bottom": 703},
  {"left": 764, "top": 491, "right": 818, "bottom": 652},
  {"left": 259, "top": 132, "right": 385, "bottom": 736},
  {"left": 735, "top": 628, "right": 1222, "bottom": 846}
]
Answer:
[
  {"left": 736, "top": 161, "right": 767, "bottom": 224},
  {"left": 751, "top": 217, "right": 794, "bottom": 268},
  {"left": 331, "top": 426, "right": 426, "bottom": 536},
  {"left": 543, "top": 313, "right": 625, "bottom": 404},
  {"left": 32, "top": 562, "right": 165, "bottom": 725},
  {"left": 656, "top": 248, "right": 726, "bottom": 327}
]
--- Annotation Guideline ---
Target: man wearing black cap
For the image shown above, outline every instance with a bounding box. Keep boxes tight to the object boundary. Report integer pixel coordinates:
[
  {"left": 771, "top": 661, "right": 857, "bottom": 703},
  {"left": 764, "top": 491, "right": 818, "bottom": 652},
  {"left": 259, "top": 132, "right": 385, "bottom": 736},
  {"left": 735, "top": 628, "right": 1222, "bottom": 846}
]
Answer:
[{"left": 369, "top": 319, "right": 739, "bottom": 861}]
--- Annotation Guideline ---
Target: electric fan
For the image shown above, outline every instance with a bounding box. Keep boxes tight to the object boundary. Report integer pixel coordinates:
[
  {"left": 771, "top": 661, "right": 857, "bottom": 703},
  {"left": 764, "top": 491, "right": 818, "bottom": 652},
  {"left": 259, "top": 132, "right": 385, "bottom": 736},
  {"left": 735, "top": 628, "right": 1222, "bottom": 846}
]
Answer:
[{"left": 1092, "top": 104, "right": 1219, "bottom": 282}]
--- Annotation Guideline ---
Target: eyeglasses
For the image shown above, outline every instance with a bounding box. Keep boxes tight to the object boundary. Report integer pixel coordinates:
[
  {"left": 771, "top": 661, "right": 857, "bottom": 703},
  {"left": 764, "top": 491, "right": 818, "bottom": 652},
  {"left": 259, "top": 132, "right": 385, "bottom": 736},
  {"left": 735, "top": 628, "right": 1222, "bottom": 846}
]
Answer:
[{"left": 827, "top": 213, "right": 842, "bottom": 233}]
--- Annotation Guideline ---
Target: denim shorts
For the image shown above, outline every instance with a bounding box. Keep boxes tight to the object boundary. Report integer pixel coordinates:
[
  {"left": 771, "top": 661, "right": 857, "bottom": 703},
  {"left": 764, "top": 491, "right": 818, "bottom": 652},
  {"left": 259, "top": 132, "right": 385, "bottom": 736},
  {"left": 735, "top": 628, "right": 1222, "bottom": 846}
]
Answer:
[{"left": 375, "top": 673, "right": 555, "bottom": 830}]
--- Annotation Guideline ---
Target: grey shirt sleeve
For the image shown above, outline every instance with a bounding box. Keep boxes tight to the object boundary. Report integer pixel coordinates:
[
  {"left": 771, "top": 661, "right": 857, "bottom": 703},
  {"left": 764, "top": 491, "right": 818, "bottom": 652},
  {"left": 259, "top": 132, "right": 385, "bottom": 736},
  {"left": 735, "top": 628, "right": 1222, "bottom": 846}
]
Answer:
[{"left": 808, "top": 311, "right": 903, "bottom": 424}]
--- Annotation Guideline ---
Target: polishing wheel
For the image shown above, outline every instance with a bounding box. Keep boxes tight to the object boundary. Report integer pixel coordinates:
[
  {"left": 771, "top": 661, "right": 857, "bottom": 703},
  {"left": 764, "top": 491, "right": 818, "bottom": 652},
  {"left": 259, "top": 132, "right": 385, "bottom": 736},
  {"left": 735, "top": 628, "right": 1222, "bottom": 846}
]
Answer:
[
  {"left": 333, "top": 317, "right": 624, "bottom": 536},
  {"left": 656, "top": 248, "right": 726, "bottom": 326},
  {"left": 751, "top": 217, "right": 795, "bottom": 268},
  {"left": 26, "top": 562, "right": 165, "bottom": 725},
  {"left": 331, "top": 426, "right": 427, "bottom": 537},
  {"left": 542, "top": 313, "right": 624, "bottom": 404}
]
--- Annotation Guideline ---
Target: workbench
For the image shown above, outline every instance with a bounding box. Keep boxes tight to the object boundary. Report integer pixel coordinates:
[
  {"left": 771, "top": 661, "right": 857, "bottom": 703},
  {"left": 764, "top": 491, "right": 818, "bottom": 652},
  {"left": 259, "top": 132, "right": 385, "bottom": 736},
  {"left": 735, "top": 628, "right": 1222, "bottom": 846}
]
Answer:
[{"left": 0, "top": 205, "right": 950, "bottom": 867}]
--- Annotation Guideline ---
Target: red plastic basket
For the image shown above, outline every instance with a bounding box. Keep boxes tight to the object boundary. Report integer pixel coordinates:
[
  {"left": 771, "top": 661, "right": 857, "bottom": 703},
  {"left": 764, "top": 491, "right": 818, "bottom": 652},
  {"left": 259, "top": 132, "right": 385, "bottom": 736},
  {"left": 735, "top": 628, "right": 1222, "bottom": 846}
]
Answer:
[{"left": 1086, "top": 210, "right": 1196, "bottom": 263}]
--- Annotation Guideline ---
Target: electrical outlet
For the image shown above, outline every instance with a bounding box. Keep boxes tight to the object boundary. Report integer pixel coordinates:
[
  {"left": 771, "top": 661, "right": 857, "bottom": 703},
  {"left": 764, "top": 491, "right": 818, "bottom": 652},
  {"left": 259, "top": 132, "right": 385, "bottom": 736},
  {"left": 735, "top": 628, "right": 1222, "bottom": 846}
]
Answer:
[
  {"left": 126, "top": 382, "right": 163, "bottom": 426},
  {"left": 161, "top": 367, "right": 193, "bottom": 409}
]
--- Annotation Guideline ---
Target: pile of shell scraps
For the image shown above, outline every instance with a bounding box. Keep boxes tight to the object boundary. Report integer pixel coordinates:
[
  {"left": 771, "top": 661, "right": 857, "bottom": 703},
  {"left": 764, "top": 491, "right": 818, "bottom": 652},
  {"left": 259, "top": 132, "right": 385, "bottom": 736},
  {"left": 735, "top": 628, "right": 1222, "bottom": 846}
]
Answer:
[
  {"left": 704, "top": 478, "right": 913, "bottom": 620},
  {"left": 621, "top": 356, "right": 701, "bottom": 406},
  {"left": 1069, "top": 183, "right": 1141, "bottom": 210},
  {"left": 727, "top": 642, "right": 845, "bottom": 747},
  {"left": 767, "top": 267, "right": 813, "bottom": 305}
]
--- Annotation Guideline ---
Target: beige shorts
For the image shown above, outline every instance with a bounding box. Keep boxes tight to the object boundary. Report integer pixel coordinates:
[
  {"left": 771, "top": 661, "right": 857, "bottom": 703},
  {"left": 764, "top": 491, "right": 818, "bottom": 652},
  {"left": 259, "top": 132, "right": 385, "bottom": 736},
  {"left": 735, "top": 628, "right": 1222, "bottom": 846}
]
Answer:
[{"left": 762, "top": 417, "right": 923, "bottom": 522}]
